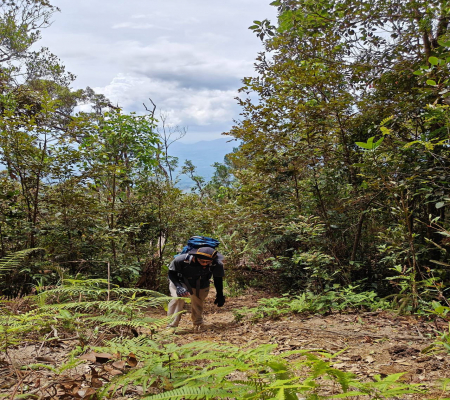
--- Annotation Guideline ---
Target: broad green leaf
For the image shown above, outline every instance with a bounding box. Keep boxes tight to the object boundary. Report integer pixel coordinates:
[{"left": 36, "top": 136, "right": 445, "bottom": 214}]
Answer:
[
  {"left": 355, "top": 141, "right": 372, "bottom": 150},
  {"left": 426, "top": 79, "right": 437, "bottom": 86},
  {"left": 437, "top": 39, "right": 450, "bottom": 47},
  {"left": 373, "top": 136, "right": 384, "bottom": 149},
  {"left": 355, "top": 136, "right": 381, "bottom": 150},
  {"left": 429, "top": 56, "right": 439, "bottom": 65}
]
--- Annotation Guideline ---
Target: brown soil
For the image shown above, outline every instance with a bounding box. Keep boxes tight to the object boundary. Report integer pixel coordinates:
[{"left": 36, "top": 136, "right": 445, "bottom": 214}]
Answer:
[
  {"left": 164, "top": 290, "right": 450, "bottom": 398},
  {"left": 2, "top": 290, "right": 450, "bottom": 399}
]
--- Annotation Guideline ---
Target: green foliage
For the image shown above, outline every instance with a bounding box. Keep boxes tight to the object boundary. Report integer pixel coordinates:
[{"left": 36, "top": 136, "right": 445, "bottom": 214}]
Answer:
[
  {"left": 92, "top": 337, "right": 423, "bottom": 399},
  {"left": 39, "top": 279, "right": 173, "bottom": 334},
  {"left": 434, "top": 323, "right": 450, "bottom": 354},
  {"left": 0, "top": 248, "right": 44, "bottom": 276},
  {"left": 0, "top": 278, "right": 174, "bottom": 365},
  {"left": 0, "top": 298, "right": 61, "bottom": 354},
  {"left": 213, "top": 0, "right": 450, "bottom": 308},
  {"left": 430, "top": 378, "right": 450, "bottom": 400},
  {"left": 233, "top": 286, "right": 391, "bottom": 323}
]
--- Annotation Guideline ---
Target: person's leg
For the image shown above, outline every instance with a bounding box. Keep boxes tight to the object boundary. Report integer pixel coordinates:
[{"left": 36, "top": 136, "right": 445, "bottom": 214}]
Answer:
[
  {"left": 191, "top": 286, "right": 210, "bottom": 328},
  {"left": 167, "top": 281, "right": 187, "bottom": 327}
]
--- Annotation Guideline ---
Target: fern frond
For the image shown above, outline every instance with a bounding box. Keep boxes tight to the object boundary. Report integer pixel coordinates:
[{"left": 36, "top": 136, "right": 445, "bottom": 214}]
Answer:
[
  {"left": 0, "top": 248, "right": 44, "bottom": 275},
  {"left": 63, "top": 278, "right": 112, "bottom": 287},
  {"left": 380, "top": 115, "right": 394, "bottom": 126},
  {"left": 39, "top": 284, "right": 171, "bottom": 305},
  {"left": 179, "top": 341, "right": 238, "bottom": 353},
  {"left": 88, "top": 314, "right": 173, "bottom": 330},
  {"left": 98, "top": 336, "right": 162, "bottom": 358},
  {"left": 142, "top": 385, "right": 232, "bottom": 399},
  {"left": 0, "top": 310, "right": 57, "bottom": 326},
  {"left": 43, "top": 297, "right": 170, "bottom": 313},
  {"left": 178, "top": 365, "right": 243, "bottom": 385},
  {"left": 111, "top": 287, "right": 169, "bottom": 297}
]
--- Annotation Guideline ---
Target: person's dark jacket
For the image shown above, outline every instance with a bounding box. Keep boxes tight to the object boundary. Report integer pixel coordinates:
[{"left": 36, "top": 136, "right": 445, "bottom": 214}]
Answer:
[{"left": 168, "top": 253, "right": 225, "bottom": 305}]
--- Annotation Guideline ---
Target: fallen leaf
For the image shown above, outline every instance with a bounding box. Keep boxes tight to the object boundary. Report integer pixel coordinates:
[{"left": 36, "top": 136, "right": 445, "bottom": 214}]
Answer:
[
  {"left": 104, "top": 365, "right": 123, "bottom": 376},
  {"left": 79, "top": 352, "right": 97, "bottom": 362},
  {"left": 79, "top": 387, "right": 96, "bottom": 398},
  {"left": 72, "top": 385, "right": 82, "bottom": 396},
  {"left": 92, "top": 377, "right": 103, "bottom": 388},
  {"left": 112, "top": 360, "right": 126, "bottom": 369},
  {"left": 79, "top": 352, "right": 114, "bottom": 364},
  {"left": 127, "top": 353, "right": 138, "bottom": 367},
  {"left": 95, "top": 353, "right": 114, "bottom": 363},
  {"left": 365, "top": 356, "right": 375, "bottom": 363}
]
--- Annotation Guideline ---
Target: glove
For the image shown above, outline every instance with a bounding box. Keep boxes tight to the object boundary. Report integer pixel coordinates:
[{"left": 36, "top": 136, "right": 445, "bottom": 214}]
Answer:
[
  {"left": 176, "top": 287, "right": 190, "bottom": 297},
  {"left": 214, "top": 294, "right": 225, "bottom": 307}
]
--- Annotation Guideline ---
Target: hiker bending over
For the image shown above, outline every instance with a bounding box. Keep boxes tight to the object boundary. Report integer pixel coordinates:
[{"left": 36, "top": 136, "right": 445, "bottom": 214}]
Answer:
[{"left": 167, "top": 247, "right": 225, "bottom": 331}]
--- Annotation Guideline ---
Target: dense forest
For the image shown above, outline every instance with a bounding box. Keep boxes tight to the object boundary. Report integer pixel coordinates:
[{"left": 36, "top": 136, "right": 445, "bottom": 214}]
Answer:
[{"left": 1, "top": 0, "right": 450, "bottom": 398}]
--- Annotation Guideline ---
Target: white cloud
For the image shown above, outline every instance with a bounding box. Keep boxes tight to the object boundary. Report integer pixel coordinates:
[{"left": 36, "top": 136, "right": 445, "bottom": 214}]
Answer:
[
  {"left": 38, "top": 0, "right": 278, "bottom": 142},
  {"left": 131, "top": 14, "right": 147, "bottom": 19},
  {"left": 104, "top": 38, "right": 253, "bottom": 91},
  {"left": 112, "top": 22, "right": 157, "bottom": 30},
  {"left": 93, "top": 74, "right": 238, "bottom": 141}
]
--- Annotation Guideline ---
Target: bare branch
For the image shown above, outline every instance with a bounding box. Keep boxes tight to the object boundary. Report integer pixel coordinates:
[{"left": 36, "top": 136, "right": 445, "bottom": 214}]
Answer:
[{"left": 143, "top": 98, "right": 157, "bottom": 119}]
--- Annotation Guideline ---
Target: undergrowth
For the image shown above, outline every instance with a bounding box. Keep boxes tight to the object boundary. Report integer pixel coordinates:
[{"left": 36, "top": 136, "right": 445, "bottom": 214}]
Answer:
[
  {"left": 92, "top": 336, "right": 426, "bottom": 400},
  {"left": 1, "top": 280, "right": 449, "bottom": 399},
  {"left": 232, "top": 286, "right": 392, "bottom": 323}
]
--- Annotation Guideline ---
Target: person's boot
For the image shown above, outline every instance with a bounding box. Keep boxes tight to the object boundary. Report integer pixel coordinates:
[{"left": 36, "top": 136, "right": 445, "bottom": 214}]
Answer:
[{"left": 193, "top": 324, "right": 206, "bottom": 332}]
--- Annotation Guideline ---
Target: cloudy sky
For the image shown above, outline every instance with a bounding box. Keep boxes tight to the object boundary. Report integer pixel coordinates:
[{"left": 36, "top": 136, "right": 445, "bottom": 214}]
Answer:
[{"left": 38, "top": 0, "right": 277, "bottom": 142}]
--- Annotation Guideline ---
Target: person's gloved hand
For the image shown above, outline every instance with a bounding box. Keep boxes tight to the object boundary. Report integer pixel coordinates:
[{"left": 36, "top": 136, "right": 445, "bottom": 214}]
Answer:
[
  {"left": 214, "top": 294, "right": 225, "bottom": 307},
  {"left": 176, "top": 287, "right": 190, "bottom": 297}
]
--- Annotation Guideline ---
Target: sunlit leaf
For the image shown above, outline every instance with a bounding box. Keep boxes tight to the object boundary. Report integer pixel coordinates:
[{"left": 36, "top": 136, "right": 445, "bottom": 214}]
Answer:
[{"left": 429, "top": 56, "right": 439, "bottom": 65}]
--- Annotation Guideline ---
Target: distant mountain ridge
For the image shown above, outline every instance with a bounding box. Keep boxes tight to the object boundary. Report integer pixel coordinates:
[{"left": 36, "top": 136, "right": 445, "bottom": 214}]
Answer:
[{"left": 168, "top": 137, "right": 239, "bottom": 190}]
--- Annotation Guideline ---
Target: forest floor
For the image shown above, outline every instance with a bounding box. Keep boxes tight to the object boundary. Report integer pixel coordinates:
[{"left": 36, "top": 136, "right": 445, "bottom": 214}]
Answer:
[
  {"left": 166, "top": 289, "right": 450, "bottom": 399},
  {"left": 2, "top": 289, "right": 450, "bottom": 399}
]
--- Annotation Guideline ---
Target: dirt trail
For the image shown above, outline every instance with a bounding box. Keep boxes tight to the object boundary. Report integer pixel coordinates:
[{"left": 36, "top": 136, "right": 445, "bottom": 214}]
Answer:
[
  {"left": 166, "top": 290, "right": 450, "bottom": 397},
  {"left": 2, "top": 290, "right": 450, "bottom": 399}
]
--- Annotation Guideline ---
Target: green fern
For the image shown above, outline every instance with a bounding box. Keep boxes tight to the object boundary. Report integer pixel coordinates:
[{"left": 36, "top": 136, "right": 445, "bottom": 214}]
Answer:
[
  {"left": 43, "top": 297, "right": 169, "bottom": 313},
  {"left": 39, "top": 282, "right": 173, "bottom": 336},
  {"left": 0, "top": 248, "right": 44, "bottom": 276},
  {"left": 87, "top": 314, "right": 174, "bottom": 331},
  {"left": 141, "top": 386, "right": 233, "bottom": 399},
  {"left": 0, "top": 306, "right": 63, "bottom": 352},
  {"left": 94, "top": 337, "right": 424, "bottom": 400}
]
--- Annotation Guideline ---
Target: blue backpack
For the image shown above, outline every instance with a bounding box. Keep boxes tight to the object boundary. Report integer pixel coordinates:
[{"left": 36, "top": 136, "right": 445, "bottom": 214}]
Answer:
[{"left": 178, "top": 236, "right": 220, "bottom": 256}]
